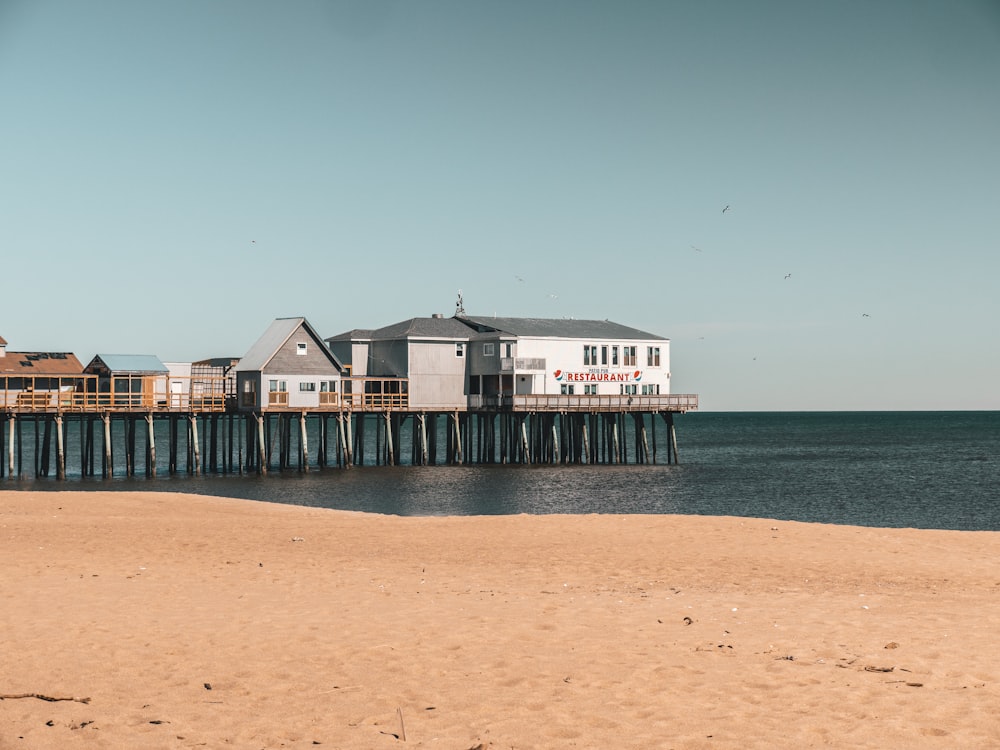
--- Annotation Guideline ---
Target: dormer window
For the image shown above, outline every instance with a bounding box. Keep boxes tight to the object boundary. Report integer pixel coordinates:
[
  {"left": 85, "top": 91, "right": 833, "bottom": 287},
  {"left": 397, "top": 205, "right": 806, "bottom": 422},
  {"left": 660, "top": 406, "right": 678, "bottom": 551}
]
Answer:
[{"left": 296, "top": 342, "right": 307, "bottom": 356}]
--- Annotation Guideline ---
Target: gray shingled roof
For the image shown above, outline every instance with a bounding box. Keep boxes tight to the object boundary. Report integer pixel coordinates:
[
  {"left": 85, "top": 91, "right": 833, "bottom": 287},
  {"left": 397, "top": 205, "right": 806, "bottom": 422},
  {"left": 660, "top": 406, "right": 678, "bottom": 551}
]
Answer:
[
  {"left": 369, "top": 317, "right": 474, "bottom": 340},
  {"left": 324, "top": 328, "right": 374, "bottom": 343},
  {"left": 457, "top": 315, "right": 667, "bottom": 341}
]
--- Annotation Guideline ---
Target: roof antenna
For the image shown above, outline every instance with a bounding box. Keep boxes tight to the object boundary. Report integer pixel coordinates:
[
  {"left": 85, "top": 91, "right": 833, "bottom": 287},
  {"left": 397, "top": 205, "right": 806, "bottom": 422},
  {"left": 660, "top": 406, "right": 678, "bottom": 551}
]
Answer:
[{"left": 455, "top": 290, "right": 465, "bottom": 316}]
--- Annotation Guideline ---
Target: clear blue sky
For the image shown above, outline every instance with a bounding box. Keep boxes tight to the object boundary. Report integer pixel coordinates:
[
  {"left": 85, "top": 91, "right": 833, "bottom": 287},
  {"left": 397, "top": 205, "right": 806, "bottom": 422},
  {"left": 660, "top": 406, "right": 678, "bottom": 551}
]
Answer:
[{"left": 2, "top": 1, "right": 998, "bottom": 410}]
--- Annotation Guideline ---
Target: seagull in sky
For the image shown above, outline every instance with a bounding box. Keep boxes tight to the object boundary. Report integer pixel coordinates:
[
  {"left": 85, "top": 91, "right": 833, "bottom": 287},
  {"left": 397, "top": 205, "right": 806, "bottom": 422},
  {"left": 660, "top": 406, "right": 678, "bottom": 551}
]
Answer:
[
  {"left": 862, "top": 313, "right": 871, "bottom": 318},
  {"left": 691, "top": 245, "right": 703, "bottom": 253},
  {"left": 515, "top": 275, "right": 524, "bottom": 283},
  {"left": 722, "top": 205, "right": 730, "bottom": 213},
  {"left": 784, "top": 273, "right": 792, "bottom": 279}
]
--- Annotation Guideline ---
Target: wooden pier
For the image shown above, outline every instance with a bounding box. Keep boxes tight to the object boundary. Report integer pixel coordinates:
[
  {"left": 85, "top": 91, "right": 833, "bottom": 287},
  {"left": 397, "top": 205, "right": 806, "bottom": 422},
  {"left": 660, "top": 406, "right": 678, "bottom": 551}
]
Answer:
[{"left": 1, "top": 377, "right": 697, "bottom": 480}]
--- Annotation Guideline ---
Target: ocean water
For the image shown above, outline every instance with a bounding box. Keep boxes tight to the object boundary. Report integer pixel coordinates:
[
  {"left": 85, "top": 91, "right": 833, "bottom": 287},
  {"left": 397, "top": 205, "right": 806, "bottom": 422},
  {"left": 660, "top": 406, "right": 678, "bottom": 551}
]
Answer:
[{"left": 4, "top": 411, "right": 999, "bottom": 531}]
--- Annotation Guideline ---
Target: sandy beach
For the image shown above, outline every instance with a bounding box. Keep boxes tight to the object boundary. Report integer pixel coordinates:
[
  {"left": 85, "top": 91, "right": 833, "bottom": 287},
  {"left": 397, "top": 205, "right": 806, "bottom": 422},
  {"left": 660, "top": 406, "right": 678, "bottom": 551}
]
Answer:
[{"left": 2, "top": 489, "right": 999, "bottom": 749}]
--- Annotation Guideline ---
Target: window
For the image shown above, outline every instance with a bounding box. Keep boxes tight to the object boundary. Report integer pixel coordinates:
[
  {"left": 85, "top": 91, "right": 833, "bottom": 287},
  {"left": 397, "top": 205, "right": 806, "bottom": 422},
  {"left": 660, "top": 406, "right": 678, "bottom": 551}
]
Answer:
[
  {"left": 623, "top": 346, "right": 637, "bottom": 367},
  {"left": 612, "top": 346, "right": 619, "bottom": 366},
  {"left": 504, "top": 342, "right": 513, "bottom": 358},
  {"left": 240, "top": 378, "right": 256, "bottom": 406},
  {"left": 484, "top": 343, "right": 495, "bottom": 357},
  {"left": 620, "top": 384, "right": 637, "bottom": 395},
  {"left": 560, "top": 384, "right": 575, "bottom": 395},
  {"left": 299, "top": 382, "right": 316, "bottom": 392},
  {"left": 319, "top": 379, "right": 338, "bottom": 404},
  {"left": 584, "top": 384, "right": 597, "bottom": 395},
  {"left": 456, "top": 343, "right": 464, "bottom": 358},
  {"left": 601, "top": 346, "right": 608, "bottom": 365},
  {"left": 647, "top": 346, "right": 660, "bottom": 367},
  {"left": 296, "top": 342, "right": 307, "bottom": 356},
  {"left": 268, "top": 379, "right": 288, "bottom": 406},
  {"left": 583, "top": 345, "right": 597, "bottom": 366}
]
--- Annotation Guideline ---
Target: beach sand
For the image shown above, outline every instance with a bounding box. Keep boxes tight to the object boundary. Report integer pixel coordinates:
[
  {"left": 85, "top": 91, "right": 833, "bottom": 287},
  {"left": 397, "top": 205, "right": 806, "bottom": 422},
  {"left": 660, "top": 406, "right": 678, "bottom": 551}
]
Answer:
[{"left": 2, "top": 489, "right": 999, "bottom": 749}]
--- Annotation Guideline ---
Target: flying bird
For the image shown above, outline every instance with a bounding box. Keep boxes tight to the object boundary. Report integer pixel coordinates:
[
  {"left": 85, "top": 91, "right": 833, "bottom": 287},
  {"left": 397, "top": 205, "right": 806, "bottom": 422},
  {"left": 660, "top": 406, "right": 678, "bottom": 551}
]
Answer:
[
  {"left": 515, "top": 275, "right": 524, "bottom": 282},
  {"left": 691, "top": 245, "right": 703, "bottom": 253},
  {"left": 722, "top": 205, "right": 730, "bottom": 213},
  {"left": 784, "top": 273, "right": 792, "bottom": 279},
  {"left": 862, "top": 313, "right": 871, "bottom": 318}
]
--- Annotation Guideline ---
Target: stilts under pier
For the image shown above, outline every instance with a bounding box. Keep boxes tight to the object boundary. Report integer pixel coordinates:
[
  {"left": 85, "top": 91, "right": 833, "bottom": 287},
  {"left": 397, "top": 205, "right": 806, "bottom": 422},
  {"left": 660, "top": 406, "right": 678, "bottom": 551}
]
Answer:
[{"left": 0, "top": 406, "right": 690, "bottom": 480}]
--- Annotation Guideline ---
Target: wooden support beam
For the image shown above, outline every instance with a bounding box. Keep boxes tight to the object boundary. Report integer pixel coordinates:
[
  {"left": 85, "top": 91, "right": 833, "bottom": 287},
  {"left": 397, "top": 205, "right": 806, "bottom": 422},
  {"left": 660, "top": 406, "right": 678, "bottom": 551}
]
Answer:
[
  {"left": 300, "top": 411, "right": 309, "bottom": 472},
  {"left": 384, "top": 412, "right": 394, "bottom": 465},
  {"left": 344, "top": 413, "right": 354, "bottom": 467},
  {"left": 640, "top": 415, "right": 650, "bottom": 465},
  {"left": 453, "top": 411, "right": 463, "bottom": 465},
  {"left": 147, "top": 413, "right": 156, "bottom": 477},
  {"left": 102, "top": 414, "right": 112, "bottom": 478},
  {"left": 257, "top": 414, "right": 267, "bottom": 475},
  {"left": 419, "top": 414, "right": 428, "bottom": 466},
  {"left": 56, "top": 415, "right": 65, "bottom": 480},
  {"left": 8, "top": 416, "right": 15, "bottom": 477},
  {"left": 190, "top": 415, "right": 201, "bottom": 475}
]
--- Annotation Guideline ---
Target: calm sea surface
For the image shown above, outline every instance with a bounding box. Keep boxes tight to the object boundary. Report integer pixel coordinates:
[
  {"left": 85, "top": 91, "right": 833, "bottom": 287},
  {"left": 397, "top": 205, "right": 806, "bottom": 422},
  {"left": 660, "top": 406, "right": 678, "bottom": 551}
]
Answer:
[{"left": 5, "top": 412, "right": 999, "bottom": 531}]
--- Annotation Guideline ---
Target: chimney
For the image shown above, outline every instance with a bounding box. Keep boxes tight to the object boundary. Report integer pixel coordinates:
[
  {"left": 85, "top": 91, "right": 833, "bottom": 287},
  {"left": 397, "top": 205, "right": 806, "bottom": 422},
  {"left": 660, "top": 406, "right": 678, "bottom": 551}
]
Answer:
[{"left": 431, "top": 313, "right": 443, "bottom": 319}]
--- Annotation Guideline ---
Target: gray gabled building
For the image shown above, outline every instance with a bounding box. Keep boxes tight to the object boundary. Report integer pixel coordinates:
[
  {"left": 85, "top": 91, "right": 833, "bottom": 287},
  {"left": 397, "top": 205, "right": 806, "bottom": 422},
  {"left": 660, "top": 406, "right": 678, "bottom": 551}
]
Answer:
[
  {"left": 235, "top": 317, "right": 345, "bottom": 411},
  {"left": 326, "top": 314, "right": 472, "bottom": 410}
]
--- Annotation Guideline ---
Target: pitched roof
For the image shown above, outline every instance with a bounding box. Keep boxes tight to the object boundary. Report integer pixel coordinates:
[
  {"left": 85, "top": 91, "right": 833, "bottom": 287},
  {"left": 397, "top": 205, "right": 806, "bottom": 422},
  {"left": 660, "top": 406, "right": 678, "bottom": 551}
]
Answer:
[
  {"left": 86, "top": 354, "right": 169, "bottom": 374},
  {"left": 457, "top": 315, "right": 668, "bottom": 341},
  {"left": 370, "top": 316, "right": 474, "bottom": 340},
  {"left": 0, "top": 351, "right": 84, "bottom": 375},
  {"left": 235, "top": 317, "right": 344, "bottom": 372},
  {"left": 192, "top": 357, "right": 241, "bottom": 368},
  {"left": 324, "top": 328, "right": 374, "bottom": 343}
]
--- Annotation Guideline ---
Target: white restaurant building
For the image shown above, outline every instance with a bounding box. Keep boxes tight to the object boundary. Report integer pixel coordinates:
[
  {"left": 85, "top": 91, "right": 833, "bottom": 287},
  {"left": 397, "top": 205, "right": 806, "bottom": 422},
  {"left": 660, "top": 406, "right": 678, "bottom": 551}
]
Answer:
[{"left": 327, "top": 313, "right": 673, "bottom": 410}]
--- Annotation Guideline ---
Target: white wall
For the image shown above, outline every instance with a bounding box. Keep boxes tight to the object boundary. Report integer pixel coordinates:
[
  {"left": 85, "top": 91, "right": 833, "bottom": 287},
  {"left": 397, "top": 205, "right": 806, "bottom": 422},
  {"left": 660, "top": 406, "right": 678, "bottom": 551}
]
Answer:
[{"left": 514, "top": 337, "right": 670, "bottom": 395}]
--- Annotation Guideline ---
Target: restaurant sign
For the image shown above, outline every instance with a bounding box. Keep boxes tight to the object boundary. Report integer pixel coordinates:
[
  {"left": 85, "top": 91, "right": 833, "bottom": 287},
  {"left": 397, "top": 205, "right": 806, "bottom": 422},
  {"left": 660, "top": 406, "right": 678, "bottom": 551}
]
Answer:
[{"left": 553, "top": 369, "right": 642, "bottom": 382}]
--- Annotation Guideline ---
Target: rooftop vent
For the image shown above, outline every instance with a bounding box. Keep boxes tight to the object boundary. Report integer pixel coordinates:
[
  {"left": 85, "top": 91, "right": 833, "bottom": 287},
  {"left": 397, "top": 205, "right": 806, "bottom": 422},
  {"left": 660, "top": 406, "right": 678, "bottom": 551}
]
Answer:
[{"left": 431, "top": 313, "right": 443, "bottom": 318}]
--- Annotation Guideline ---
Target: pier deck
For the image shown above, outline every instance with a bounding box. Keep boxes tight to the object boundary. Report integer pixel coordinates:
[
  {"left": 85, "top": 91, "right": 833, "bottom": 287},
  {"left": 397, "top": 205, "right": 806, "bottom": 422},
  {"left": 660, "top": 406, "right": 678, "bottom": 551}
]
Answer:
[{"left": 2, "top": 376, "right": 697, "bottom": 479}]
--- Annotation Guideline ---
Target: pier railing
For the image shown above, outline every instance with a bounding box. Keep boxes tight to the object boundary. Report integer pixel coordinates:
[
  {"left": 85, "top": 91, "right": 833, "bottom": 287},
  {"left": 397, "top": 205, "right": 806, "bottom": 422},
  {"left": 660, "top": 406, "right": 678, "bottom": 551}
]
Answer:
[
  {"left": 342, "top": 377, "right": 409, "bottom": 411},
  {"left": 0, "top": 375, "right": 228, "bottom": 413},
  {"left": 3, "top": 376, "right": 696, "bottom": 415},
  {"left": 470, "top": 393, "right": 698, "bottom": 413}
]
